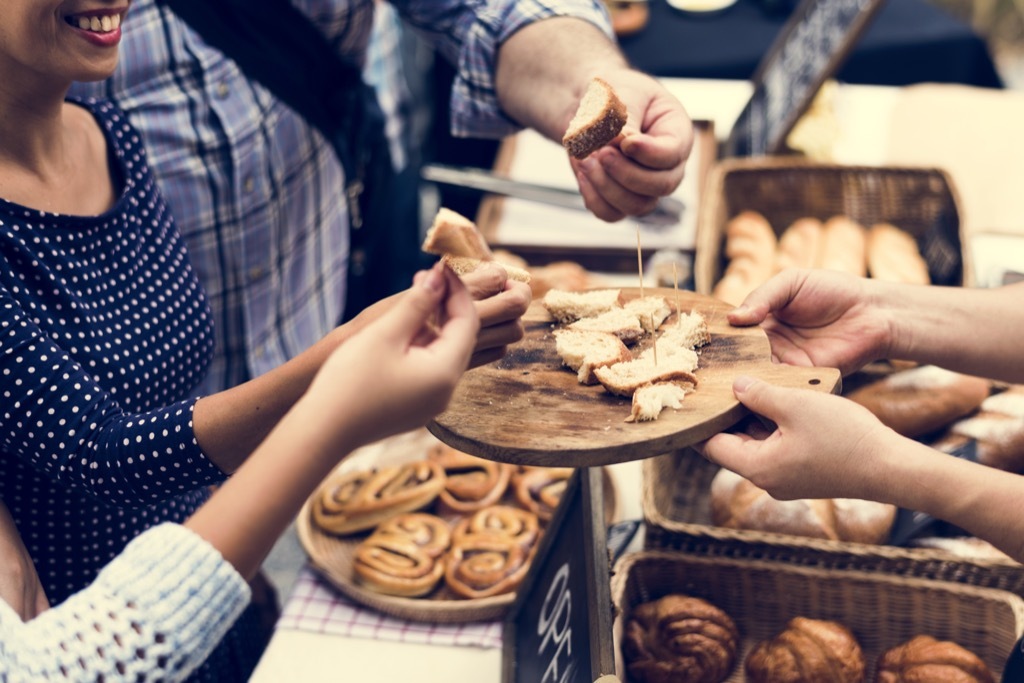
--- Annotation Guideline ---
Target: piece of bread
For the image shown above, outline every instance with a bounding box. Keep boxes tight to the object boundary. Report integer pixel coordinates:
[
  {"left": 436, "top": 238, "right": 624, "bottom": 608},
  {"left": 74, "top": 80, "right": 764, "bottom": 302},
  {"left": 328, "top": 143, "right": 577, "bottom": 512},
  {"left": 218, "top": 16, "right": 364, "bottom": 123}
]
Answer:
[
  {"left": 847, "top": 365, "right": 991, "bottom": 439},
  {"left": 625, "top": 296, "right": 672, "bottom": 333},
  {"left": 542, "top": 288, "right": 622, "bottom": 324},
  {"left": 816, "top": 215, "right": 868, "bottom": 276},
  {"left": 712, "top": 211, "right": 778, "bottom": 306},
  {"left": 568, "top": 307, "right": 644, "bottom": 345},
  {"left": 775, "top": 217, "right": 823, "bottom": 272},
  {"left": 710, "top": 467, "right": 896, "bottom": 544},
  {"left": 622, "top": 594, "right": 740, "bottom": 683},
  {"left": 867, "top": 222, "right": 931, "bottom": 285},
  {"left": 442, "top": 254, "right": 531, "bottom": 283},
  {"left": 745, "top": 617, "right": 865, "bottom": 683},
  {"left": 594, "top": 356, "right": 699, "bottom": 397},
  {"left": 553, "top": 328, "right": 633, "bottom": 384},
  {"left": 638, "top": 312, "right": 710, "bottom": 364},
  {"left": 562, "top": 77, "right": 628, "bottom": 160},
  {"left": 626, "top": 381, "right": 690, "bottom": 423},
  {"left": 422, "top": 207, "right": 493, "bottom": 260},
  {"left": 936, "top": 385, "right": 1024, "bottom": 472},
  {"left": 875, "top": 635, "right": 995, "bottom": 683}
]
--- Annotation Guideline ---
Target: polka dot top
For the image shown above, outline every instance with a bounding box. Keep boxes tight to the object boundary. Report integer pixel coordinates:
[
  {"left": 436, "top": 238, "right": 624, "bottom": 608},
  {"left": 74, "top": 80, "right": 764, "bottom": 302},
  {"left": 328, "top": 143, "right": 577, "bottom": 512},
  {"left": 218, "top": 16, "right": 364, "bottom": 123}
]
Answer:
[{"left": 0, "top": 99, "right": 226, "bottom": 604}]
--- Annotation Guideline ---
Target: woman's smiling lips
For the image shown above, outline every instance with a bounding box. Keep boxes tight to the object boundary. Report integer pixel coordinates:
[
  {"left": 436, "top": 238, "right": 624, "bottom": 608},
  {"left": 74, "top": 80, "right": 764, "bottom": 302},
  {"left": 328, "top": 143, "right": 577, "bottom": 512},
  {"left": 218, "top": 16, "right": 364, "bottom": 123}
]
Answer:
[{"left": 64, "top": 6, "right": 128, "bottom": 48}]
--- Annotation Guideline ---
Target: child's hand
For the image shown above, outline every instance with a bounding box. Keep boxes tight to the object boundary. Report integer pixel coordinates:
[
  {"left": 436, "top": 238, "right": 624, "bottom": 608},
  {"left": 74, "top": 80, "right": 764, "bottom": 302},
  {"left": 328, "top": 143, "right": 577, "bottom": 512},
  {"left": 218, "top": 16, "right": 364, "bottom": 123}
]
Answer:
[{"left": 306, "top": 263, "right": 479, "bottom": 452}]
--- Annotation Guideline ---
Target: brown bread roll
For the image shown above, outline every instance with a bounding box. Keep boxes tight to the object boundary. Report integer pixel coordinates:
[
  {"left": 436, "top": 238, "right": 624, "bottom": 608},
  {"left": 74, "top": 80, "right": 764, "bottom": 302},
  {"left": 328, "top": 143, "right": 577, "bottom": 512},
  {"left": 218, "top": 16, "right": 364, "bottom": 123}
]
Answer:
[
  {"left": 745, "top": 617, "right": 865, "bottom": 683},
  {"left": 712, "top": 211, "right": 778, "bottom": 306},
  {"left": 622, "top": 594, "right": 740, "bottom": 683},
  {"left": 816, "top": 215, "right": 867, "bottom": 276},
  {"left": 867, "top": 223, "right": 930, "bottom": 285},
  {"left": 875, "top": 635, "right": 994, "bottom": 682},
  {"left": 775, "top": 217, "right": 824, "bottom": 272},
  {"left": 934, "top": 385, "right": 1024, "bottom": 473},
  {"left": 847, "top": 365, "right": 991, "bottom": 439},
  {"left": 710, "top": 467, "right": 896, "bottom": 544}
]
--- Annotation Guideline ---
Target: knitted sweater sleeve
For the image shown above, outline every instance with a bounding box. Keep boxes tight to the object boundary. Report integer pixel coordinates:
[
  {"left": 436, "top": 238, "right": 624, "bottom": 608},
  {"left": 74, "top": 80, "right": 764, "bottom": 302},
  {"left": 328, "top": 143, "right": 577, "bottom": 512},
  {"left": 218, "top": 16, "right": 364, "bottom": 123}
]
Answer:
[{"left": 0, "top": 523, "right": 250, "bottom": 683}]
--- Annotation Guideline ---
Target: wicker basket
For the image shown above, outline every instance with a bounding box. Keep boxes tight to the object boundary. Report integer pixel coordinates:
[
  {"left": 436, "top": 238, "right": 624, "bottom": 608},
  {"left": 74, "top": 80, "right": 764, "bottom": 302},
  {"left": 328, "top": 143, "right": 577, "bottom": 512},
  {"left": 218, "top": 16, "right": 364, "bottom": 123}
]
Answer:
[
  {"left": 611, "top": 550, "right": 1024, "bottom": 682},
  {"left": 695, "top": 157, "right": 971, "bottom": 296},
  {"left": 641, "top": 449, "right": 1024, "bottom": 594}
]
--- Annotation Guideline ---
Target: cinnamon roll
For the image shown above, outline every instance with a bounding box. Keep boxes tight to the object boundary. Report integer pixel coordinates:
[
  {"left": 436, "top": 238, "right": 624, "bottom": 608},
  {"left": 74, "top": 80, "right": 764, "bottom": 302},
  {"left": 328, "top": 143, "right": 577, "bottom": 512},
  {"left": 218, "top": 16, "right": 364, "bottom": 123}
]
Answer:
[
  {"left": 512, "top": 467, "right": 573, "bottom": 523},
  {"left": 311, "top": 461, "right": 445, "bottom": 535},
  {"left": 451, "top": 505, "right": 540, "bottom": 551},
  {"left": 428, "top": 444, "right": 513, "bottom": 514},
  {"left": 354, "top": 531, "right": 446, "bottom": 598},
  {"left": 444, "top": 532, "right": 531, "bottom": 599}
]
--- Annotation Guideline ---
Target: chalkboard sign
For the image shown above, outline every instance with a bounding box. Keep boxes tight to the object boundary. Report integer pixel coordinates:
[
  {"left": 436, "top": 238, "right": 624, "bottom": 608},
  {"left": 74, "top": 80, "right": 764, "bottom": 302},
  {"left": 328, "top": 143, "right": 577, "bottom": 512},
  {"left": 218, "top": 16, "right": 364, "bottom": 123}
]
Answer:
[
  {"left": 724, "top": 0, "right": 886, "bottom": 157},
  {"left": 502, "top": 468, "right": 616, "bottom": 683},
  {"left": 1002, "top": 635, "right": 1024, "bottom": 682}
]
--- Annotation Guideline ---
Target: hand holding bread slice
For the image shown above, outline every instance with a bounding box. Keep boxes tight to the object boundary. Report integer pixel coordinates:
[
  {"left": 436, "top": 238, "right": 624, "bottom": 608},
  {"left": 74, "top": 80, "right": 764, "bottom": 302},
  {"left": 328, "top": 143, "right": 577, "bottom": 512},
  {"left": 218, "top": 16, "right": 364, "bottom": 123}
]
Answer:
[
  {"left": 421, "top": 207, "right": 530, "bottom": 283},
  {"left": 562, "top": 77, "right": 629, "bottom": 160}
]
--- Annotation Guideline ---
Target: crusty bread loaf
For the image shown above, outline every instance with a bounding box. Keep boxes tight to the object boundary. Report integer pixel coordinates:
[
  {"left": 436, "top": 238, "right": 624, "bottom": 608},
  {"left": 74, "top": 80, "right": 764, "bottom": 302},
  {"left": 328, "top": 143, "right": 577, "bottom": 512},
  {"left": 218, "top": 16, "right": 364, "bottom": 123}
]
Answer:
[
  {"left": 568, "top": 307, "right": 644, "bottom": 345},
  {"left": 442, "top": 254, "right": 531, "bottom": 283},
  {"left": 775, "top": 217, "right": 823, "bottom": 272},
  {"left": 625, "top": 296, "right": 672, "bottom": 333},
  {"left": 626, "top": 382, "right": 690, "bottom": 423},
  {"left": 542, "top": 288, "right": 622, "bottom": 324},
  {"left": 847, "top": 365, "right": 991, "bottom": 438},
  {"left": 712, "top": 211, "right": 778, "bottom": 306},
  {"left": 594, "top": 356, "right": 699, "bottom": 397},
  {"left": 553, "top": 328, "right": 633, "bottom": 385},
  {"left": 937, "top": 385, "right": 1024, "bottom": 472},
  {"left": 745, "top": 617, "right": 865, "bottom": 683},
  {"left": 710, "top": 467, "right": 896, "bottom": 544},
  {"left": 816, "top": 215, "right": 868, "bottom": 276},
  {"left": 422, "top": 207, "right": 493, "bottom": 260},
  {"left": 562, "top": 77, "right": 628, "bottom": 160},
  {"left": 622, "top": 594, "right": 740, "bottom": 683},
  {"left": 876, "top": 635, "right": 995, "bottom": 683},
  {"left": 867, "top": 222, "right": 930, "bottom": 285}
]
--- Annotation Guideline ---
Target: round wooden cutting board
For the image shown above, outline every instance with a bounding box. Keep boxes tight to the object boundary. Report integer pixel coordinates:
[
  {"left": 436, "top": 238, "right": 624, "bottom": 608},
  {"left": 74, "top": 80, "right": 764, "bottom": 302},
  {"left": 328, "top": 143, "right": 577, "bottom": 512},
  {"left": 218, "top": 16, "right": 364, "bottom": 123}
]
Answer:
[{"left": 429, "top": 287, "right": 841, "bottom": 467}]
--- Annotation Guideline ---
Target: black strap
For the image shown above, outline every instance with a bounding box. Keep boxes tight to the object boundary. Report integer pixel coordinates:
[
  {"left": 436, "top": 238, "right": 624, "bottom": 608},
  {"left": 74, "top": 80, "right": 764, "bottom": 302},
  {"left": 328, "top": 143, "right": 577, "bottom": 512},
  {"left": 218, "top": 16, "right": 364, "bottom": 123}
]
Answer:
[{"left": 157, "top": 0, "right": 373, "bottom": 180}]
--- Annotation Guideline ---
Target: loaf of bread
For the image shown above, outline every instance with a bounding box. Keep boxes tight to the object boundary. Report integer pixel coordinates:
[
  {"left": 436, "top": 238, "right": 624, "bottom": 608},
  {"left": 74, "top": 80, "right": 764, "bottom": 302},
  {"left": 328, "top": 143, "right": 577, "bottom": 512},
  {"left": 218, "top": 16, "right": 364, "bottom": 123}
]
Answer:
[
  {"left": 542, "top": 288, "right": 622, "bottom": 324},
  {"left": 875, "top": 635, "right": 994, "bottom": 683},
  {"left": 710, "top": 467, "right": 896, "bottom": 544},
  {"left": 562, "top": 77, "right": 628, "bottom": 159},
  {"left": 937, "top": 385, "right": 1024, "bottom": 473},
  {"left": 816, "top": 215, "right": 868, "bottom": 276},
  {"left": 712, "top": 211, "right": 778, "bottom": 306},
  {"left": 421, "top": 207, "right": 493, "bottom": 260},
  {"left": 622, "top": 594, "right": 740, "bottom": 683},
  {"left": 554, "top": 328, "right": 633, "bottom": 385},
  {"left": 867, "top": 223, "right": 930, "bottom": 285},
  {"left": 746, "top": 617, "right": 865, "bottom": 683},
  {"left": 847, "top": 365, "right": 991, "bottom": 439},
  {"left": 775, "top": 217, "right": 823, "bottom": 272}
]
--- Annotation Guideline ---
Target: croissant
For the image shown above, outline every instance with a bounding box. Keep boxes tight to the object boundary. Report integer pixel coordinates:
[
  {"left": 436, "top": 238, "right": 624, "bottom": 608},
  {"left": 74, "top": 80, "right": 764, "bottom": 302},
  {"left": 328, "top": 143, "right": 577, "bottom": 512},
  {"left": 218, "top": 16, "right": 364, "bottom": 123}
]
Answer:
[
  {"left": 745, "top": 617, "right": 865, "bottom": 683},
  {"left": 621, "top": 594, "right": 739, "bottom": 683},
  {"left": 311, "top": 461, "right": 445, "bottom": 535},
  {"left": 875, "top": 635, "right": 994, "bottom": 683}
]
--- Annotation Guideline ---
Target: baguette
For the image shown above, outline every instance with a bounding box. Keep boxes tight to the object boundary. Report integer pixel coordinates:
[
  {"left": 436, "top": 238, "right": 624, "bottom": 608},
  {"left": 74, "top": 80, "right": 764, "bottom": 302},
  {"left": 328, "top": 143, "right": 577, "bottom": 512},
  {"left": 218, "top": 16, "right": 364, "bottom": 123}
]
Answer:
[
  {"left": 774, "top": 217, "right": 823, "bottom": 272},
  {"left": 815, "top": 215, "right": 867, "bottom": 276},
  {"left": 867, "top": 222, "right": 930, "bottom": 284},
  {"left": 712, "top": 211, "right": 778, "bottom": 306}
]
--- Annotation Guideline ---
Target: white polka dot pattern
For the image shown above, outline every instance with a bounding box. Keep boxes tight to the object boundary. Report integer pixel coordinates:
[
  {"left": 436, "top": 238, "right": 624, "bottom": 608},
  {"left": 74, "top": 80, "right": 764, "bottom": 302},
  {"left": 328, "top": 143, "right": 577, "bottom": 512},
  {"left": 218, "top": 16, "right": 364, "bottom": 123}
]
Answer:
[{"left": 0, "top": 99, "right": 224, "bottom": 605}]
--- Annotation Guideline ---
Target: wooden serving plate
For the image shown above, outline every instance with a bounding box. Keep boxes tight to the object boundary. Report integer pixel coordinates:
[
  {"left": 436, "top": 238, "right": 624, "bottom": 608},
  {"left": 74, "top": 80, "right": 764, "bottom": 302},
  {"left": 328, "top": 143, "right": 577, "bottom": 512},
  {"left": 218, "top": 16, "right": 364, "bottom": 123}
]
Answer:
[{"left": 429, "top": 288, "right": 841, "bottom": 467}]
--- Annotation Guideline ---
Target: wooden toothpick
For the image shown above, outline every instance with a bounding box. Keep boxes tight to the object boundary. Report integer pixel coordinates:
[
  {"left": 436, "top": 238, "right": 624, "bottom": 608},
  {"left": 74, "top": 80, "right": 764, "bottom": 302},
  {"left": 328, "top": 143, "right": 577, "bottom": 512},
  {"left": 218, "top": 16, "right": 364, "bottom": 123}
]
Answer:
[
  {"left": 673, "top": 262, "right": 681, "bottom": 328},
  {"left": 651, "top": 313, "right": 658, "bottom": 366},
  {"left": 636, "top": 225, "right": 645, "bottom": 300}
]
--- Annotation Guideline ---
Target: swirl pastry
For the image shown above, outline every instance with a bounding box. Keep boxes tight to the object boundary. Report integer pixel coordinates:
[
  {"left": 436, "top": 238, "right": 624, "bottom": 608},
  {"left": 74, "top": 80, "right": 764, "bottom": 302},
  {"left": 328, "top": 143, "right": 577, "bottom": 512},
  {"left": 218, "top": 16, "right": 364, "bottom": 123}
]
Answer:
[
  {"left": 311, "top": 461, "right": 445, "bottom": 535},
  {"left": 428, "top": 445, "right": 513, "bottom": 514},
  {"left": 374, "top": 512, "right": 452, "bottom": 559},
  {"left": 444, "top": 532, "right": 531, "bottom": 599},
  {"left": 354, "top": 531, "right": 446, "bottom": 598},
  {"left": 512, "top": 467, "right": 573, "bottom": 523},
  {"left": 622, "top": 594, "right": 740, "bottom": 683},
  {"left": 451, "top": 505, "right": 540, "bottom": 551}
]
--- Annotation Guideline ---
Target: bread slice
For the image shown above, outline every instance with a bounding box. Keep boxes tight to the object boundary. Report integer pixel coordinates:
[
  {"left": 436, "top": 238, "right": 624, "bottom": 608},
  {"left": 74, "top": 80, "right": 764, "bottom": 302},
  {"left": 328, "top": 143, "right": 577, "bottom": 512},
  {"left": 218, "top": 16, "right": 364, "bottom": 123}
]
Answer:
[
  {"left": 542, "top": 288, "right": 622, "bottom": 324},
  {"left": 562, "top": 77, "right": 628, "bottom": 160},
  {"left": 442, "top": 255, "right": 531, "bottom": 283},
  {"left": 422, "top": 207, "right": 492, "bottom": 260},
  {"left": 568, "top": 308, "right": 644, "bottom": 345},
  {"left": 594, "top": 356, "right": 699, "bottom": 397},
  {"left": 669, "top": 312, "right": 711, "bottom": 348},
  {"left": 626, "top": 382, "right": 690, "bottom": 422},
  {"left": 625, "top": 296, "right": 671, "bottom": 333},
  {"left": 638, "top": 341, "right": 699, "bottom": 368},
  {"left": 553, "top": 328, "right": 632, "bottom": 385}
]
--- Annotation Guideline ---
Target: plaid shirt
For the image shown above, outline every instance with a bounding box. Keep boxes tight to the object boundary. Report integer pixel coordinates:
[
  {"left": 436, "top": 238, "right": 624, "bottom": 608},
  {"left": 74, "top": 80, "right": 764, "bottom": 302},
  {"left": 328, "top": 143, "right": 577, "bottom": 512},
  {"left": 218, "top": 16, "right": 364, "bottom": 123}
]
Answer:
[{"left": 71, "top": 0, "right": 611, "bottom": 395}]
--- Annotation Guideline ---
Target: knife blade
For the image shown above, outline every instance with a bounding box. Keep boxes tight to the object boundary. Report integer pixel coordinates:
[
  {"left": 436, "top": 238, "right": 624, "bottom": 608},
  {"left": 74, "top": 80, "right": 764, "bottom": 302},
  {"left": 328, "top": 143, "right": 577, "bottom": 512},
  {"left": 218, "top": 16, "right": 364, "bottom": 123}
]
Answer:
[{"left": 421, "top": 164, "right": 684, "bottom": 227}]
